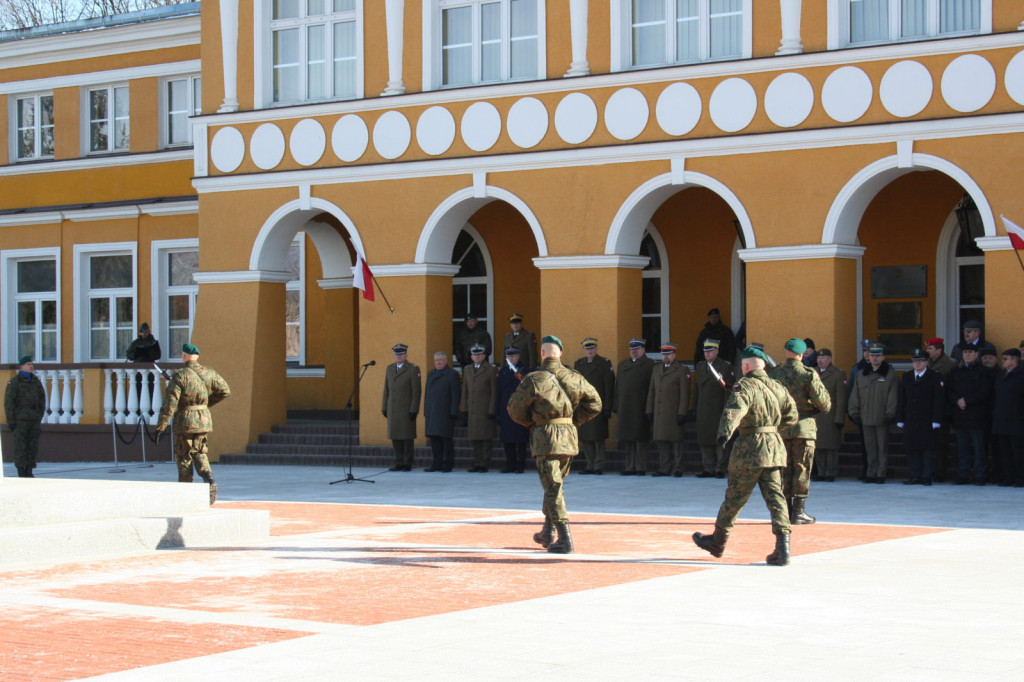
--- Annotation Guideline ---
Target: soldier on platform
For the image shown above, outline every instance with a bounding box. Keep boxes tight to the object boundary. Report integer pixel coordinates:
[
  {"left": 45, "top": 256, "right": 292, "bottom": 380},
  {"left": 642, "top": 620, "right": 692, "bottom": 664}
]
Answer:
[
  {"left": 614, "top": 338, "right": 655, "bottom": 476},
  {"left": 155, "top": 343, "right": 231, "bottom": 504},
  {"left": 382, "top": 343, "right": 421, "bottom": 472},
  {"left": 5, "top": 355, "right": 47, "bottom": 478},
  {"left": 423, "top": 352, "right": 460, "bottom": 472},
  {"left": 646, "top": 342, "right": 690, "bottom": 477},
  {"left": 574, "top": 338, "right": 614, "bottom": 475},
  {"left": 692, "top": 339, "right": 734, "bottom": 478},
  {"left": 692, "top": 344, "right": 798, "bottom": 566}
]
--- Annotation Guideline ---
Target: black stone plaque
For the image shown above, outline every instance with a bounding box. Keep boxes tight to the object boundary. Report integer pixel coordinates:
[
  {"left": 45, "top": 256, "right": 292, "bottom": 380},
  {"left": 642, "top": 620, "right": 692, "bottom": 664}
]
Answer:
[
  {"left": 877, "top": 302, "right": 922, "bottom": 330},
  {"left": 871, "top": 265, "right": 927, "bottom": 299},
  {"left": 877, "top": 333, "right": 923, "bottom": 357}
]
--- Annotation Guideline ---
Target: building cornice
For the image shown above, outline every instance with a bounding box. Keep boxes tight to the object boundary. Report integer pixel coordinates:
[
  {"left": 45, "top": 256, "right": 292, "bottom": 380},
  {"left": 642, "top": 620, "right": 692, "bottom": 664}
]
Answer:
[
  {"left": 140, "top": 201, "right": 198, "bottom": 216},
  {"left": 0, "top": 150, "right": 192, "bottom": 177},
  {"left": 975, "top": 236, "right": 1013, "bottom": 251},
  {"left": 738, "top": 244, "right": 867, "bottom": 262},
  {"left": 370, "top": 263, "right": 462, "bottom": 277},
  {"left": 0, "top": 60, "right": 201, "bottom": 95},
  {"left": 193, "top": 270, "right": 293, "bottom": 284},
  {"left": 532, "top": 255, "right": 650, "bottom": 270}
]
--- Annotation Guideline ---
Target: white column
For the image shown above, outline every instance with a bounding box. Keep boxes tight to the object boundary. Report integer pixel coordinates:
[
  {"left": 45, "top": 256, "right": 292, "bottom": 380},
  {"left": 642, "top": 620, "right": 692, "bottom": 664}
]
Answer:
[
  {"left": 103, "top": 369, "right": 114, "bottom": 424},
  {"left": 565, "top": 0, "right": 590, "bottom": 77},
  {"left": 72, "top": 370, "right": 84, "bottom": 424},
  {"left": 126, "top": 369, "right": 140, "bottom": 424},
  {"left": 45, "top": 372, "right": 60, "bottom": 425},
  {"left": 776, "top": 0, "right": 803, "bottom": 56},
  {"left": 139, "top": 370, "right": 154, "bottom": 424},
  {"left": 59, "top": 370, "right": 72, "bottom": 424},
  {"left": 218, "top": 0, "right": 240, "bottom": 112},
  {"left": 382, "top": 0, "right": 406, "bottom": 95},
  {"left": 114, "top": 369, "right": 127, "bottom": 425}
]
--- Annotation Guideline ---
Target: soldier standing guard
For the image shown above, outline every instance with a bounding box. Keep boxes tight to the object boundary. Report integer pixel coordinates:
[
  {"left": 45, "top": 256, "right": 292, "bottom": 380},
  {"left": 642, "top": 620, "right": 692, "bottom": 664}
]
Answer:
[
  {"left": 460, "top": 344, "right": 497, "bottom": 472},
  {"left": 769, "top": 338, "right": 831, "bottom": 524},
  {"left": 507, "top": 336, "right": 601, "bottom": 554},
  {"left": 692, "top": 345, "right": 798, "bottom": 566},
  {"left": 692, "top": 339, "right": 735, "bottom": 478},
  {"left": 382, "top": 343, "right": 421, "bottom": 471},
  {"left": 155, "top": 343, "right": 230, "bottom": 504},
  {"left": 574, "top": 337, "right": 614, "bottom": 475},
  {"left": 646, "top": 342, "right": 690, "bottom": 477},
  {"left": 614, "top": 338, "right": 655, "bottom": 475},
  {"left": 5, "top": 355, "right": 47, "bottom": 477}
]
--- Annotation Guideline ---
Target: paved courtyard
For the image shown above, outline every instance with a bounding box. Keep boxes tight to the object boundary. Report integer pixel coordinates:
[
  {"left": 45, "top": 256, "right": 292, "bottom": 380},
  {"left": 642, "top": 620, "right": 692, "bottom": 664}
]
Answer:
[{"left": 2, "top": 460, "right": 1022, "bottom": 681}]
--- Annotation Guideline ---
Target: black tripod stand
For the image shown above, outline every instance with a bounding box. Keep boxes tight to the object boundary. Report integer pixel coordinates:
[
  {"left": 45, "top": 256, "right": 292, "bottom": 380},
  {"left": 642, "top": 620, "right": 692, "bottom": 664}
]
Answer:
[{"left": 330, "top": 361, "right": 381, "bottom": 484}]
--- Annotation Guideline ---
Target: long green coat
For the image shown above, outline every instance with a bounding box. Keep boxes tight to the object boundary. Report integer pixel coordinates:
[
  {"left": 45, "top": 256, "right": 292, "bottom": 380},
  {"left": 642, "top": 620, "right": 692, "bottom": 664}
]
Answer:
[
  {"left": 460, "top": 361, "right": 497, "bottom": 439},
  {"left": 574, "top": 354, "right": 614, "bottom": 441},
  {"left": 692, "top": 357, "right": 734, "bottom": 446},
  {"left": 382, "top": 362, "right": 421, "bottom": 440},
  {"left": 812, "top": 364, "right": 848, "bottom": 450},
  {"left": 646, "top": 361, "right": 690, "bottom": 441},
  {"left": 718, "top": 369, "right": 798, "bottom": 470},
  {"left": 614, "top": 356, "right": 655, "bottom": 441},
  {"left": 768, "top": 359, "right": 831, "bottom": 439},
  {"left": 504, "top": 329, "right": 538, "bottom": 370}
]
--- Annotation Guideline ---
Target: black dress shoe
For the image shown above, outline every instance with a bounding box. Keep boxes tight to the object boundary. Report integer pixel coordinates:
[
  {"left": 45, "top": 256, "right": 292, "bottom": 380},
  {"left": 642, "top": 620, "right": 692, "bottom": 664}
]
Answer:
[
  {"left": 825, "top": 476, "right": 836, "bottom": 482},
  {"left": 500, "top": 467, "right": 515, "bottom": 473},
  {"left": 673, "top": 471, "right": 684, "bottom": 478},
  {"left": 696, "top": 471, "right": 714, "bottom": 478},
  {"left": 424, "top": 467, "right": 438, "bottom": 472},
  {"left": 903, "top": 478, "right": 921, "bottom": 485},
  {"left": 863, "top": 477, "right": 876, "bottom": 483},
  {"left": 620, "top": 470, "right": 636, "bottom": 476},
  {"left": 875, "top": 478, "right": 885, "bottom": 484},
  {"left": 636, "top": 471, "right": 646, "bottom": 476},
  {"left": 956, "top": 477, "right": 969, "bottom": 485},
  {"left": 389, "top": 464, "right": 403, "bottom": 472},
  {"left": 922, "top": 480, "right": 932, "bottom": 486},
  {"left": 441, "top": 468, "right": 452, "bottom": 473},
  {"left": 651, "top": 471, "right": 667, "bottom": 477},
  {"left": 402, "top": 465, "right": 413, "bottom": 471},
  {"left": 715, "top": 472, "right": 725, "bottom": 478},
  {"left": 594, "top": 470, "right": 603, "bottom": 475}
]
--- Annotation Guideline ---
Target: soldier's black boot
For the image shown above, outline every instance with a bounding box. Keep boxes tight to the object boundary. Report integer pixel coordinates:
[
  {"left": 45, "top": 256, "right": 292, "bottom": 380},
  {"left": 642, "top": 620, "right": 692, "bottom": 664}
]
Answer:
[
  {"left": 202, "top": 475, "right": 218, "bottom": 504},
  {"left": 692, "top": 526, "right": 729, "bottom": 558},
  {"left": 533, "top": 520, "right": 554, "bottom": 548},
  {"left": 766, "top": 533, "right": 791, "bottom": 566},
  {"left": 791, "top": 497, "right": 816, "bottom": 524},
  {"left": 16, "top": 465, "right": 29, "bottom": 478},
  {"left": 548, "top": 522, "right": 573, "bottom": 554}
]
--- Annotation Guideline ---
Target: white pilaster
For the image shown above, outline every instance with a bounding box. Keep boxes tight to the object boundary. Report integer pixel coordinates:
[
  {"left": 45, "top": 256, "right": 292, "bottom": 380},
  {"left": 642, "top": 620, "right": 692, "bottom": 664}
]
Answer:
[
  {"left": 218, "top": 0, "right": 240, "bottom": 113},
  {"left": 383, "top": 0, "right": 407, "bottom": 95},
  {"left": 776, "top": 0, "right": 804, "bottom": 56},
  {"left": 565, "top": 0, "right": 590, "bottom": 77}
]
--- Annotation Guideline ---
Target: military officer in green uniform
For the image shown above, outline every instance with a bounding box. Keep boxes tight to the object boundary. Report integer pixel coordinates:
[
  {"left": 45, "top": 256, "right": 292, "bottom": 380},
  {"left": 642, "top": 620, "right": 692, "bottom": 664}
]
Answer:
[
  {"left": 768, "top": 338, "right": 831, "bottom": 524},
  {"left": 5, "top": 355, "right": 47, "bottom": 477},
  {"left": 646, "top": 342, "right": 691, "bottom": 477},
  {"left": 453, "top": 313, "right": 492, "bottom": 368},
  {"left": 460, "top": 344, "right": 498, "bottom": 472},
  {"left": 507, "top": 335, "right": 602, "bottom": 554},
  {"left": 155, "top": 343, "right": 231, "bottom": 503},
  {"left": 504, "top": 313, "right": 538, "bottom": 371},
  {"left": 812, "top": 348, "right": 847, "bottom": 482},
  {"left": 614, "top": 338, "right": 656, "bottom": 475},
  {"left": 692, "top": 344, "right": 798, "bottom": 566},
  {"left": 382, "top": 343, "right": 421, "bottom": 471},
  {"left": 574, "top": 337, "right": 614, "bottom": 474},
  {"left": 692, "top": 339, "right": 735, "bottom": 478}
]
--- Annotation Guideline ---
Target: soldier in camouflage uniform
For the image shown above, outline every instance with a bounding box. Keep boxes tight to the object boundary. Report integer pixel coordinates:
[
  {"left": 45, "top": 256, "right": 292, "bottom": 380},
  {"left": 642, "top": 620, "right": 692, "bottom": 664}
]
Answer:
[
  {"left": 692, "top": 344, "right": 799, "bottom": 566},
  {"left": 768, "top": 338, "right": 831, "bottom": 524},
  {"left": 156, "top": 343, "right": 230, "bottom": 504},
  {"left": 574, "top": 337, "right": 614, "bottom": 474},
  {"left": 507, "top": 335, "right": 602, "bottom": 554},
  {"left": 5, "top": 355, "right": 47, "bottom": 477}
]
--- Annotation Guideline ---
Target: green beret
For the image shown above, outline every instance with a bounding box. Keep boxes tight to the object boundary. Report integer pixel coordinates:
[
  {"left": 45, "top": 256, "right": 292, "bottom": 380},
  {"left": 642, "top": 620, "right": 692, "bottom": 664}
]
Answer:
[
  {"left": 742, "top": 345, "right": 769, "bottom": 363},
  {"left": 541, "top": 334, "right": 563, "bottom": 350},
  {"left": 784, "top": 338, "right": 807, "bottom": 354},
  {"left": 18, "top": 355, "right": 33, "bottom": 365},
  {"left": 182, "top": 343, "right": 200, "bottom": 355}
]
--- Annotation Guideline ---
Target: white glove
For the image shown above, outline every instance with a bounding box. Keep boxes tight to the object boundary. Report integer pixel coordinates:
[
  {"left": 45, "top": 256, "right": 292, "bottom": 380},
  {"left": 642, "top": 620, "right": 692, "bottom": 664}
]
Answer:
[
  {"left": 932, "top": 422, "right": 941, "bottom": 429},
  {"left": 896, "top": 422, "right": 904, "bottom": 429}
]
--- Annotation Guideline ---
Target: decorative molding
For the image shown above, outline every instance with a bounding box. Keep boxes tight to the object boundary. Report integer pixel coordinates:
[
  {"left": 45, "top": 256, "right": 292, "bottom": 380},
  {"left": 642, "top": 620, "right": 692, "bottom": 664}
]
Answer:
[
  {"left": 777, "top": 0, "right": 803, "bottom": 56},
  {"left": 140, "top": 201, "right": 199, "bottom": 216},
  {"left": 738, "top": 244, "right": 866, "bottom": 262},
  {"left": 63, "top": 206, "right": 140, "bottom": 222},
  {"left": 287, "top": 367, "right": 327, "bottom": 378},
  {"left": 369, "top": 263, "right": 462, "bottom": 277},
  {"left": 0, "top": 213, "right": 62, "bottom": 227},
  {"left": 0, "top": 60, "right": 201, "bottom": 96},
  {"left": 897, "top": 139, "right": 914, "bottom": 168},
  {"left": 0, "top": 202, "right": 196, "bottom": 226},
  {"left": 532, "top": 255, "right": 650, "bottom": 270},
  {"left": 975, "top": 236, "right": 1012, "bottom": 251},
  {"left": 565, "top": 0, "right": 590, "bottom": 77},
  {"left": 193, "top": 270, "right": 293, "bottom": 284},
  {"left": 317, "top": 277, "right": 354, "bottom": 289},
  {"left": 0, "top": 150, "right": 193, "bottom": 178}
]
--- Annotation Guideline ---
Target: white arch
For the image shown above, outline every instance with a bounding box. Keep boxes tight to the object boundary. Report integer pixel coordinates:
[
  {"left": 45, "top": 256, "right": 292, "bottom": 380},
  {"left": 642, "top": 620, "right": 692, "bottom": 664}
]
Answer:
[
  {"left": 250, "top": 197, "right": 366, "bottom": 278},
  {"left": 605, "top": 172, "right": 755, "bottom": 256},
  {"left": 823, "top": 153, "right": 996, "bottom": 246},
  {"left": 416, "top": 185, "right": 548, "bottom": 264}
]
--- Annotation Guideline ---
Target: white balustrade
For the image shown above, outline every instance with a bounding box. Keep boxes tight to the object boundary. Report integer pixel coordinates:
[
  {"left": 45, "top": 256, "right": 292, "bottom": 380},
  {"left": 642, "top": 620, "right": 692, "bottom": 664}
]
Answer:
[
  {"left": 35, "top": 368, "right": 85, "bottom": 424},
  {"left": 113, "top": 369, "right": 127, "bottom": 425},
  {"left": 72, "top": 371, "right": 83, "bottom": 424},
  {"left": 103, "top": 369, "right": 115, "bottom": 424},
  {"left": 126, "top": 369, "right": 140, "bottom": 425},
  {"left": 59, "top": 370, "right": 72, "bottom": 424}
]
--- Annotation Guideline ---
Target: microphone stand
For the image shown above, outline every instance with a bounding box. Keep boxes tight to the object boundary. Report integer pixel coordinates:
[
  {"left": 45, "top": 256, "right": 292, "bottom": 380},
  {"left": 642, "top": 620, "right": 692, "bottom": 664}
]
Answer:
[{"left": 330, "top": 362, "right": 380, "bottom": 484}]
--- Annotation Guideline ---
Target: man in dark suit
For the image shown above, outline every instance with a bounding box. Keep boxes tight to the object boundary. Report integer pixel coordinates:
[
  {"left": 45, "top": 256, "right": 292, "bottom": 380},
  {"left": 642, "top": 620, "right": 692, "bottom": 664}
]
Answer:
[
  {"left": 423, "top": 352, "right": 460, "bottom": 472},
  {"left": 992, "top": 348, "right": 1024, "bottom": 487},
  {"left": 896, "top": 349, "right": 946, "bottom": 485}
]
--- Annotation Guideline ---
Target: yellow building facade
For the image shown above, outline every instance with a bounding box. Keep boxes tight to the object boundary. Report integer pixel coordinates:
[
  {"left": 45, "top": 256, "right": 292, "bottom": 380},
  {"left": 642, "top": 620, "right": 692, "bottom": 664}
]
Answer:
[{"left": 3, "top": 2, "right": 1023, "bottom": 458}]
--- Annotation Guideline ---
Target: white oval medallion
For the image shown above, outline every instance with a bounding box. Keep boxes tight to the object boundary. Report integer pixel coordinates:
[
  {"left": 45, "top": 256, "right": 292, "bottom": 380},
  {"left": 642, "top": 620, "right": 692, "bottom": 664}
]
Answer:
[
  {"left": 507, "top": 97, "right": 549, "bottom": 149},
  {"left": 461, "top": 102, "right": 502, "bottom": 152},
  {"left": 1006, "top": 50, "right": 1024, "bottom": 106},
  {"left": 764, "top": 72, "right": 814, "bottom": 128},
  {"left": 372, "top": 110, "right": 411, "bottom": 160},
  {"left": 709, "top": 78, "right": 757, "bottom": 133},
  {"left": 604, "top": 87, "right": 649, "bottom": 141},
  {"left": 880, "top": 60, "right": 933, "bottom": 118},
  {"left": 655, "top": 82, "right": 702, "bottom": 136},
  {"left": 250, "top": 123, "right": 286, "bottom": 170},
  {"left": 210, "top": 127, "right": 245, "bottom": 173},
  {"left": 554, "top": 92, "right": 598, "bottom": 144},
  {"left": 289, "top": 119, "right": 326, "bottom": 166},
  {"left": 941, "top": 54, "right": 996, "bottom": 113},
  {"left": 416, "top": 106, "right": 456, "bottom": 156},
  {"left": 822, "top": 66, "right": 873, "bottom": 123}
]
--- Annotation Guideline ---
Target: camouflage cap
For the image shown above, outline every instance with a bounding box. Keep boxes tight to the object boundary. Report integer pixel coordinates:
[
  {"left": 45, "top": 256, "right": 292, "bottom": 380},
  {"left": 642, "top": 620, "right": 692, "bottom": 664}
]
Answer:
[
  {"left": 541, "top": 334, "right": 562, "bottom": 350},
  {"left": 182, "top": 343, "right": 200, "bottom": 355}
]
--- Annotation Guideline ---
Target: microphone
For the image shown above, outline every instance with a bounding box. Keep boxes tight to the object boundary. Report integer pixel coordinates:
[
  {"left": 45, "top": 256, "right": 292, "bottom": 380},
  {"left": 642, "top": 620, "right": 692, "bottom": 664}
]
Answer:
[{"left": 363, "top": 360, "right": 376, "bottom": 367}]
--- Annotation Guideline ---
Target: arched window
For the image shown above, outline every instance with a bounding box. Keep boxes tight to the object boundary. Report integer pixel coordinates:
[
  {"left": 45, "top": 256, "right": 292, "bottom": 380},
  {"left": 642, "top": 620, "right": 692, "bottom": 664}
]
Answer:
[
  {"left": 954, "top": 220, "right": 984, "bottom": 332},
  {"left": 451, "top": 226, "right": 493, "bottom": 362},
  {"left": 641, "top": 227, "right": 669, "bottom": 354}
]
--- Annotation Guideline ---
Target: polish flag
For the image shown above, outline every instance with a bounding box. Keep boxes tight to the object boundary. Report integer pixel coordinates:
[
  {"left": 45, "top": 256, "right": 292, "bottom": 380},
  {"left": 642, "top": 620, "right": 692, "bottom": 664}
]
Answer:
[
  {"left": 1002, "top": 215, "right": 1024, "bottom": 251},
  {"left": 353, "top": 256, "right": 375, "bottom": 301}
]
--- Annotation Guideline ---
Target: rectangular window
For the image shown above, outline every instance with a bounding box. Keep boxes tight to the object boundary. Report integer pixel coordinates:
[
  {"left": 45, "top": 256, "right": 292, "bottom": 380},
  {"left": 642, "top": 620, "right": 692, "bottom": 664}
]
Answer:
[
  {"left": 847, "top": 0, "right": 981, "bottom": 45},
  {"left": 86, "top": 253, "right": 134, "bottom": 360},
  {"left": 270, "top": 1, "right": 358, "bottom": 104},
  {"left": 165, "top": 76, "right": 201, "bottom": 147},
  {"left": 440, "top": 0, "right": 541, "bottom": 87},
  {"left": 166, "top": 250, "right": 198, "bottom": 352},
  {"left": 11, "top": 258, "right": 59, "bottom": 363},
  {"left": 89, "top": 85, "right": 130, "bottom": 153},
  {"left": 629, "top": 0, "right": 744, "bottom": 68},
  {"left": 15, "top": 94, "right": 55, "bottom": 161}
]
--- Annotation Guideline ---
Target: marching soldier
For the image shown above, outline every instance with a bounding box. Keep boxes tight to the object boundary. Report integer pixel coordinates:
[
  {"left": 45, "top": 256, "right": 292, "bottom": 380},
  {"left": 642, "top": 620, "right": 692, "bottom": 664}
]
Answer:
[
  {"left": 614, "top": 338, "right": 656, "bottom": 475},
  {"left": 574, "top": 337, "right": 614, "bottom": 475},
  {"left": 5, "top": 355, "right": 47, "bottom": 478},
  {"left": 382, "top": 343, "right": 421, "bottom": 471},
  {"left": 692, "top": 339, "right": 735, "bottom": 478},
  {"left": 460, "top": 344, "right": 498, "bottom": 472},
  {"left": 769, "top": 338, "right": 831, "bottom": 524},
  {"left": 692, "top": 344, "right": 798, "bottom": 566},
  {"left": 507, "top": 335, "right": 602, "bottom": 554},
  {"left": 646, "top": 342, "right": 690, "bottom": 477},
  {"left": 504, "top": 313, "right": 538, "bottom": 371}
]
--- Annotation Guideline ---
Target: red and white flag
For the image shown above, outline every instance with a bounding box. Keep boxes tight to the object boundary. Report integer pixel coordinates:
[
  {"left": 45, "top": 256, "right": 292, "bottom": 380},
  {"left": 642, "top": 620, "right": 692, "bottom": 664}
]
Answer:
[
  {"left": 353, "top": 255, "right": 375, "bottom": 301},
  {"left": 1002, "top": 215, "right": 1024, "bottom": 251}
]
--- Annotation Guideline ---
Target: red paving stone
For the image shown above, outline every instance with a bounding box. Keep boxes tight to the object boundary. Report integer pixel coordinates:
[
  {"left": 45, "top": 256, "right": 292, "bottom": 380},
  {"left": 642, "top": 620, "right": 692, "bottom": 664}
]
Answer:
[{"left": 0, "top": 502, "right": 951, "bottom": 680}]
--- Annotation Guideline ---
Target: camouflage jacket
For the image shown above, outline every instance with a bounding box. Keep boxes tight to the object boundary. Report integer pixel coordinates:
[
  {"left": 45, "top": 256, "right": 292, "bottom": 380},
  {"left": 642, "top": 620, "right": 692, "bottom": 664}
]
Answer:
[
  {"left": 156, "top": 361, "right": 230, "bottom": 434},
  {"left": 506, "top": 357, "right": 602, "bottom": 456},
  {"left": 5, "top": 372, "right": 47, "bottom": 424},
  {"left": 768, "top": 359, "right": 831, "bottom": 439},
  {"left": 718, "top": 369, "right": 798, "bottom": 470}
]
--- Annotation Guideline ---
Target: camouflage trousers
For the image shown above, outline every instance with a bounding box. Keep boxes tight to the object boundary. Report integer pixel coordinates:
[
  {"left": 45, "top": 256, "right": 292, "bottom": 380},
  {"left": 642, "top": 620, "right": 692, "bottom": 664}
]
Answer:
[
  {"left": 13, "top": 420, "right": 41, "bottom": 470},
  {"left": 579, "top": 440, "right": 606, "bottom": 471},
  {"left": 714, "top": 466, "right": 791, "bottom": 535},
  {"left": 536, "top": 454, "right": 573, "bottom": 524},
  {"left": 782, "top": 437, "right": 816, "bottom": 499},
  {"left": 174, "top": 432, "right": 214, "bottom": 483}
]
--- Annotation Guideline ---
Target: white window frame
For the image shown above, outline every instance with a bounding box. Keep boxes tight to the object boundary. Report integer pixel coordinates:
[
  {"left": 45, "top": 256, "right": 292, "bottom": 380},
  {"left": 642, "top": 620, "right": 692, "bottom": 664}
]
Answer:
[
  {"left": 83, "top": 83, "right": 130, "bottom": 154},
  {"left": 151, "top": 239, "right": 199, "bottom": 357},
  {"left": 827, "top": 0, "right": 991, "bottom": 49},
  {"left": 641, "top": 225, "right": 670, "bottom": 358},
  {"left": 254, "top": 0, "right": 364, "bottom": 108},
  {"left": 161, "top": 74, "right": 201, "bottom": 148},
  {"left": 285, "top": 233, "right": 306, "bottom": 364},
  {"left": 1, "top": 247, "right": 61, "bottom": 364},
  {"left": 611, "top": 0, "right": 752, "bottom": 73},
  {"left": 73, "top": 242, "right": 137, "bottom": 362},
  {"left": 10, "top": 92, "right": 55, "bottom": 162},
  {"left": 451, "top": 223, "right": 495, "bottom": 365},
  {"left": 424, "top": 0, "right": 547, "bottom": 91}
]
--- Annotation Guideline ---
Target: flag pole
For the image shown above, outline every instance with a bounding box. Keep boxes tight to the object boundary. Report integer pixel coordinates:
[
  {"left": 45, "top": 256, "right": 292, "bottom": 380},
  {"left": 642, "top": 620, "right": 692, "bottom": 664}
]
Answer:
[
  {"left": 1014, "top": 249, "right": 1024, "bottom": 277},
  {"left": 372, "top": 276, "right": 395, "bottom": 315},
  {"left": 1000, "top": 215, "right": 1024, "bottom": 277}
]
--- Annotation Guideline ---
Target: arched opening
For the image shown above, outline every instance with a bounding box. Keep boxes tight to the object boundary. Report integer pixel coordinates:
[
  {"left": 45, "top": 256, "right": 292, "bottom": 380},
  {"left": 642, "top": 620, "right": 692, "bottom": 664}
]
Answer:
[{"left": 451, "top": 224, "right": 495, "bottom": 365}]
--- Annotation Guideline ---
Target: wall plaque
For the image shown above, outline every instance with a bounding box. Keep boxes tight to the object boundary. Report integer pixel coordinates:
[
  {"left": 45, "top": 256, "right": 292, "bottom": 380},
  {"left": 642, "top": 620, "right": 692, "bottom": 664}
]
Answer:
[
  {"left": 877, "top": 302, "right": 922, "bottom": 330},
  {"left": 871, "top": 265, "right": 927, "bottom": 299}
]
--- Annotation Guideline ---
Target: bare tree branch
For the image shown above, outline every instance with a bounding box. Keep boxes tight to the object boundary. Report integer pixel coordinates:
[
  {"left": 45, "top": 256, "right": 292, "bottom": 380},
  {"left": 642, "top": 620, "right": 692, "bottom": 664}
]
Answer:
[{"left": 0, "top": 0, "right": 195, "bottom": 31}]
